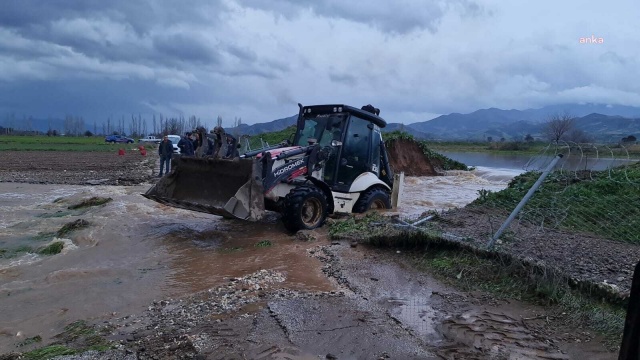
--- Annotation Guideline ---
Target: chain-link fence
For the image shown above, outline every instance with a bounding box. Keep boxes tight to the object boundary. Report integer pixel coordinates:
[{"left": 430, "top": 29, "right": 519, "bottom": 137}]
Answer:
[{"left": 400, "top": 142, "right": 640, "bottom": 247}]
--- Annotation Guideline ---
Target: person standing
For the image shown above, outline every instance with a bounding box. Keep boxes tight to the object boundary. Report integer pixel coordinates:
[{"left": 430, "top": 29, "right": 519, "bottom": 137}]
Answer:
[
  {"left": 190, "top": 132, "right": 198, "bottom": 153},
  {"left": 158, "top": 135, "right": 173, "bottom": 177},
  {"left": 222, "top": 133, "right": 238, "bottom": 159},
  {"left": 194, "top": 127, "right": 210, "bottom": 158},
  {"left": 178, "top": 132, "right": 194, "bottom": 156}
]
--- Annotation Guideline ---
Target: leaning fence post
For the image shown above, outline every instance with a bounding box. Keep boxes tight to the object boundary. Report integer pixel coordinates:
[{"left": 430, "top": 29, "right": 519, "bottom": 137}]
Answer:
[{"left": 487, "top": 154, "right": 563, "bottom": 249}]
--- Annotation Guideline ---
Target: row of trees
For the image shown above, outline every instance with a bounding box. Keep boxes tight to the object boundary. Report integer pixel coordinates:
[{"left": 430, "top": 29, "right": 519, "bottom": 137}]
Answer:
[
  {"left": 486, "top": 112, "right": 637, "bottom": 145},
  {"left": 2, "top": 113, "right": 243, "bottom": 138},
  {"left": 542, "top": 112, "right": 636, "bottom": 144}
]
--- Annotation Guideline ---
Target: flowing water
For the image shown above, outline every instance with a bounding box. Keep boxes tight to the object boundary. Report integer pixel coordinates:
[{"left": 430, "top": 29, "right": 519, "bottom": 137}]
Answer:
[{"left": 0, "top": 167, "right": 517, "bottom": 351}]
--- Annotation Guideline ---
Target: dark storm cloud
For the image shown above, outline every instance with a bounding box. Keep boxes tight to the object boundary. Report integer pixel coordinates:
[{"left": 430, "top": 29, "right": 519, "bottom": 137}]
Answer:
[
  {"left": 0, "top": 0, "right": 228, "bottom": 35},
  {"left": 0, "top": 0, "right": 638, "bottom": 125},
  {"left": 153, "top": 33, "right": 221, "bottom": 66},
  {"left": 237, "top": 0, "right": 484, "bottom": 34},
  {"left": 0, "top": 0, "right": 231, "bottom": 69}
]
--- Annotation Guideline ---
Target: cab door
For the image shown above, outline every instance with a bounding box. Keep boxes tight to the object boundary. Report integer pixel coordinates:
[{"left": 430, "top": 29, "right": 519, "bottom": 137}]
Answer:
[{"left": 335, "top": 115, "right": 372, "bottom": 190}]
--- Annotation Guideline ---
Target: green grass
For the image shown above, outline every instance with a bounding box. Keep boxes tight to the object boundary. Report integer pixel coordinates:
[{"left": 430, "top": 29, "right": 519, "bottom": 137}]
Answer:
[
  {"left": 56, "top": 219, "right": 90, "bottom": 237},
  {"left": 0, "top": 245, "right": 34, "bottom": 259},
  {"left": 21, "top": 320, "right": 114, "bottom": 359},
  {"left": 425, "top": 140, "right": 548, "bottom": 154},
  {"left": 328, "top": 213, "right": 388, "bottom": 239},
  {"left": 67, "top": 197, "right": 112, "bottom": 210},
  {"left": 242, "top": 126, "right": 296, "bottom": 152},
  {"left": 23, "top": 345, "right": 76, "bottom": 360},
  {"left": 415, "top": 140, "right": 640, "bottom": 158},
  {"left": 255, "top": 240, "right": 273, "bottom": 248},
  {"left": 17, "top": 335, "right": 43, "bottom": 347},
  {"left": 38, "top": 241, "right": 65, "bottom": 255},
  {"left": 471, "top": 163, "right": 640, "bottom": 243},
  {"left": 0, "top": 135, "right": 144, "bottom": 152}
]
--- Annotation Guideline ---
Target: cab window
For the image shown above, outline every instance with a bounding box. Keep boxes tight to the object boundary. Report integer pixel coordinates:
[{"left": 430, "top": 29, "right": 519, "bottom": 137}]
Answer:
[{"left": 336, "top": 115, "right": 371, "bottom": 186}]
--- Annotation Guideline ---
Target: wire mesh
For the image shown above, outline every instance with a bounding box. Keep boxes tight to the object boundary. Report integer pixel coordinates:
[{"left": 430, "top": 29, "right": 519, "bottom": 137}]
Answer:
[{"left": 400, "top": 142, "right": 640, "bottom": 245}]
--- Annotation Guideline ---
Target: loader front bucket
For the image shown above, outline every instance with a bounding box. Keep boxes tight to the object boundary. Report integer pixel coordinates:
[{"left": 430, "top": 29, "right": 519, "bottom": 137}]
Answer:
[{"left": 142, "top": 156, "right": 265, "bottom": 221}]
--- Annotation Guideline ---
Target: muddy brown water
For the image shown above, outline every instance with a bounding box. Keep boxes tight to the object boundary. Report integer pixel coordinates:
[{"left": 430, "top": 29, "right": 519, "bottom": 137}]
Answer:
[
  {"left": 0, "top": 170, "right": 617, "bottom": 358},
  {"left": 0, "top": 183, "right": 333, "bottom": 351}
]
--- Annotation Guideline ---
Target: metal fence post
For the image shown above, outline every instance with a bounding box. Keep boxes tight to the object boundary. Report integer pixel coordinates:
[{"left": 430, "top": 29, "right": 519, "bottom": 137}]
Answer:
[{"left": 487, "top": 154, "right": 563, "bottom": 249}]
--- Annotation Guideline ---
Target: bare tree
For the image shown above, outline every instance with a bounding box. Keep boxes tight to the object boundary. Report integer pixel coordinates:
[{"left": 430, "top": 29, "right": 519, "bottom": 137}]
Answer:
[
  {"left": 162, "top": 117, "right": 179, "bottom": 134},
  {"left": 566, "top": 129, "right": 594, "bottom": 143},
  {"left": 129, "top": 115, "right": 138, "bottom": 138},
  {"left": 543, "top": 112, "right": 575, "bottom": 143},
  {"left": 217, "top": 115, "right": 223, "bottom": 128},
  {"left": 142, "top": 117, "right": 147, "bottom": 136}
]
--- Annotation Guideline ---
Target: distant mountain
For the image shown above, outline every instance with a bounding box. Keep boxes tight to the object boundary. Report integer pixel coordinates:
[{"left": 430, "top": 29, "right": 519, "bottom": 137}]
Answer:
[
  {"left": 228, "top": 104, "right": 640, "bottom": 142},
  {"left": 408, "top": 104, "right": 640, "bottom": 141},
  {"left": 520, "top": 103, "right": 640, "bottom": 121},
  {"left": 227, "top": 115, "right": 297, "bottom": 135},
  {"left": 5, "top": 103, "right": 640, "bottom": 141}
]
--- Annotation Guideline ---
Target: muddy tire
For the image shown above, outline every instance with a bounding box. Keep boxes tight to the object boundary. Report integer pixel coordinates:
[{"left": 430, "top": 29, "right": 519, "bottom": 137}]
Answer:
[
  {"left": 282, "top": 185, "right": 328, "bottom": 232},
  {"left": 353, "top": 187, "right": 391, "bottom": 213}
]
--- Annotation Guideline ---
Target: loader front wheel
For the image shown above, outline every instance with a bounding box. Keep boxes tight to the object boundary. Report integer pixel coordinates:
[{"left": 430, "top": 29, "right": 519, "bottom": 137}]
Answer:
[
  {"left": 353, "top": 187, "right": 392, "bottom": 213},
  {"left": 282, "top": 186, "right": 328, "bottom": 232}
]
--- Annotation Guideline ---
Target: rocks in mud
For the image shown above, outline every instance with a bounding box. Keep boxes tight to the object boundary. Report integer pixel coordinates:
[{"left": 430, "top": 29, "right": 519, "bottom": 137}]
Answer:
[
  {"left": 102, "top": 269, "right": 343, "bottom": 358},
  {"left": 85, "top": 179, "right": 110, "bottom": 185},
  {"left": 307, "top": 245, "right": 351, "bottom": 287},
  {"left": 56, "top": 219, "right": 90, "bottom": 236},
  {"left": 295, "top": 230, "right": 319, "bottom": 242},
  {"left": 67, "top": 197, "right": 112, "bottom": 210}
]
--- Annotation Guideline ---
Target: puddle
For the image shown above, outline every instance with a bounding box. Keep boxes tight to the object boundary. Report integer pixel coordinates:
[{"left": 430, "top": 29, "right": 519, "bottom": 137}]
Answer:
[{"left": 387, "top": 296, "right": 437, "bottom": 338}]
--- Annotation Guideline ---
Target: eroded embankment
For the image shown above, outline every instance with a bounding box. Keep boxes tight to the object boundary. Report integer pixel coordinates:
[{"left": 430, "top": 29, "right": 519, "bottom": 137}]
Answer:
[{"left": 329, "top": 215, "right": 629, "bottom": 344}]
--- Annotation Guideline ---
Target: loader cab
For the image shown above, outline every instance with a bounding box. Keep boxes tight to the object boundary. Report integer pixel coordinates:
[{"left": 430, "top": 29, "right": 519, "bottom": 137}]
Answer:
[{"left": 294, "top": 105, "right": 388, "bottom": 192}]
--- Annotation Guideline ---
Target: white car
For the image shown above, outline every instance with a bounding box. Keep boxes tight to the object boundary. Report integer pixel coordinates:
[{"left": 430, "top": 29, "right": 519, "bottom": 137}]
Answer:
[{"left": 167, "top": 135, "right": 181, "bottom": 154}]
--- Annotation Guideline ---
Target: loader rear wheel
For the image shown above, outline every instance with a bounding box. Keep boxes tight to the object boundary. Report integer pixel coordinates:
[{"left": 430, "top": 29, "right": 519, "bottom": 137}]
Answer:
[
  {"left": 353, "top": 187, "right": 391, "bottom": 213},
  {"left": 282, "top": 185, "right": 328, "bottom": 232}
]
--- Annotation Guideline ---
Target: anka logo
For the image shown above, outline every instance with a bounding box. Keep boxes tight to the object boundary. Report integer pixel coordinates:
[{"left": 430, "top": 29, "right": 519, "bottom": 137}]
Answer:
[{"left": 579, "top": 35, "right": 604, "bottom": 44}]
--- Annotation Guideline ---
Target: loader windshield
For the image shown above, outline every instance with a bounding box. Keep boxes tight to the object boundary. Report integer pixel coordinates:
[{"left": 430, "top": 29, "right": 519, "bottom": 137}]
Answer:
[{"left": 294, "top": 114, "right": 346, "bottom": 147}]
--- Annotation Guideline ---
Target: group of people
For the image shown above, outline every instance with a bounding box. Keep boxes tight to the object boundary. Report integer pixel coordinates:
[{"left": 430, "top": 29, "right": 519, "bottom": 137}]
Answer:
[{"left": 157, "top": 127, "right": 239, "bottom": 177}]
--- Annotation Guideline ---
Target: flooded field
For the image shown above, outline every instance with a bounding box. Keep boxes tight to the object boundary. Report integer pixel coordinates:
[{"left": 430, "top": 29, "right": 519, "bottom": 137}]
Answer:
[
  {"left": 0, "top": 168, "right": 618, "bottom": 358},
  {"left": 0, "top": 169, "right": 515, "bottom": 351}
]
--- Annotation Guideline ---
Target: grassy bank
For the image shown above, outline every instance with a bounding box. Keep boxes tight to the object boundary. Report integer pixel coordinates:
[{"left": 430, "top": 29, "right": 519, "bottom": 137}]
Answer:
[
  {"left": 415, "top": 248, "right": 625, "bottom": 346},
  {"left": 425, "top": 139, "right": 640, "bottom": 157},
  {"left": 0, "top": 135, "right": 149, "bottom": 151},
  {"left": 472, "top": 163, "right": 640, "bottom": 243}
]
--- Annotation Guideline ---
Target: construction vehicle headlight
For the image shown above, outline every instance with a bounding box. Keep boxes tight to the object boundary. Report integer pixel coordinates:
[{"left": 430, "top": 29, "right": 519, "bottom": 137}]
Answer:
[
  {"left": 331, "top": 140, "right": 342, "bottom": 147},
  {"left": 333, "top": 107, "right": 337, "bottom": 112},
  {"left": 338, "top": 107, "right": 342, "bottom": 112}
]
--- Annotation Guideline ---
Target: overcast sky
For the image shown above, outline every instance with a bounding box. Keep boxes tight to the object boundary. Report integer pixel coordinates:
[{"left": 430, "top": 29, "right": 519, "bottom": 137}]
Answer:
[{"left": 1, "top": 0, "right": 638, "bottom": 126}]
